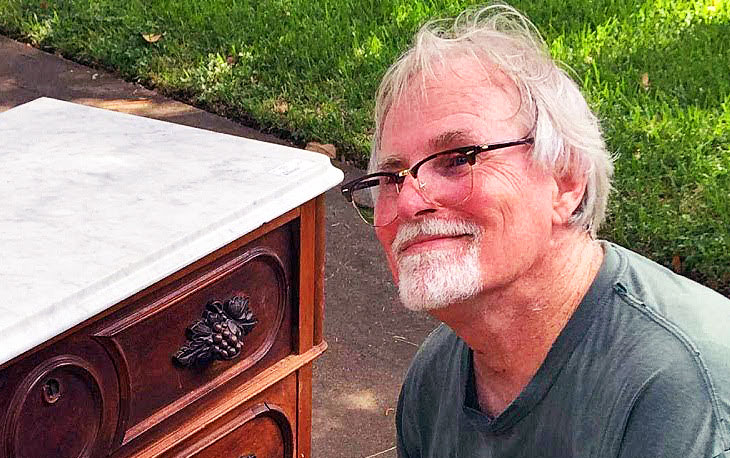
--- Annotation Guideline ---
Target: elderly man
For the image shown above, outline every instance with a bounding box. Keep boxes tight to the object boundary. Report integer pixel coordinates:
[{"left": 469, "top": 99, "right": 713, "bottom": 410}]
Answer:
[{"left": 340, "top": 3, "right": 730, "bottom": 457}]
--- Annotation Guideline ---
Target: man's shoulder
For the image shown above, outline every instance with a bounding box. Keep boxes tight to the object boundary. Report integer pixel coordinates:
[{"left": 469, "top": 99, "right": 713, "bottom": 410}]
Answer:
[
  {"left": 605, "top": 243, "right": 730, "bottom": 440},
  {"left": 397, "top": 325, "right": 471, "bottom": 457},
  {"left": 402, "top": 324, "right": 466, "bottom": 394},
  {"left": 608, "top": 242, "right": 730, "bottom": 342},
  {"left": 408, "top": 324, "right": 462, "bottom": 373}
]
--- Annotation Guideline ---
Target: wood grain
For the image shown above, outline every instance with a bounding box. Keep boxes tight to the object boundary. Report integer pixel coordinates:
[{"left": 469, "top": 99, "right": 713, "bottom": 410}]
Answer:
[
  {"left": 1, "top": 202, "right": 326, "bottom": 458},
  {"left": 313, "top": 195, "right": 326, "bottom": 346}
]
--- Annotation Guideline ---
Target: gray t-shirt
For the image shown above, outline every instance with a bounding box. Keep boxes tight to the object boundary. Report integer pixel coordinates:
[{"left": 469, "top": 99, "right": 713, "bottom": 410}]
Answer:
[{"left": 396, "top": 242, "right": 730, "bottom": 457}]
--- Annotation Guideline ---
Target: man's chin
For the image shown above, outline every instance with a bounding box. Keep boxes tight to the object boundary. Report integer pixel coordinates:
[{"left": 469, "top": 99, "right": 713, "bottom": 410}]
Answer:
[
  {"left": 396, "top": 263, "right": 482, "bottom": 312},
  {"left": 398, "top": 291, "right": 450, "bottom": 312},
  {"left": 398, "top": 282, "right": 481, "bottom": 312}
]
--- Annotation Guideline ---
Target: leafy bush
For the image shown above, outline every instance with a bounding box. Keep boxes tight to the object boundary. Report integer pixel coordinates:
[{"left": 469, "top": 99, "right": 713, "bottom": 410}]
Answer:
[{"left": 1, "top": 0, "right": 727, "bottom": 292}]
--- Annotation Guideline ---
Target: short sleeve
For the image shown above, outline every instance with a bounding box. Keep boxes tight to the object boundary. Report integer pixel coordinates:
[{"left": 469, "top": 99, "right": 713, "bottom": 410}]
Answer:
[{"left": 617, "top": 360, "right": 724, "bottom": 457}]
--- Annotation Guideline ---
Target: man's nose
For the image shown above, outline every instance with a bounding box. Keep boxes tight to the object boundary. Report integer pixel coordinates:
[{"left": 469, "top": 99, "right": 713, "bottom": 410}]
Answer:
[{"left": 396, "top": 174, "right": 437, "bottom": 220}]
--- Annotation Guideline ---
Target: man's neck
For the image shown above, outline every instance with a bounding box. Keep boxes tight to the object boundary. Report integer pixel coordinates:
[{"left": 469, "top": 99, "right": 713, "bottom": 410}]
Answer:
[{"left": 429, "top": 231, "right": 604, "bottom": 417}]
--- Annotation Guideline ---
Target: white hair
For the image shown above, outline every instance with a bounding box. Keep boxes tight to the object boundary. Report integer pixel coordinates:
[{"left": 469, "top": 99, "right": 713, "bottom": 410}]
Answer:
[{"left": 371, "top": 2, "right": 613, "bottom": 236}]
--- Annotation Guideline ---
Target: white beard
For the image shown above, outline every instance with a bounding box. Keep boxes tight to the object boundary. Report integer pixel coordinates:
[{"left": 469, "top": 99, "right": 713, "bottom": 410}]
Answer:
[{"left": 393, "top": 219, "right": 483, "bottom": 312}]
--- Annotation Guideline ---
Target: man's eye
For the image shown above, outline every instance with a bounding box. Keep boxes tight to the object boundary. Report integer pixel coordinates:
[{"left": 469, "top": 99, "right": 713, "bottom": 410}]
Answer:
[
  {"left": 433, "top": 153, "right": 469, "bottom": 169},
  {"left": 447, "top": 155, "right": 469, "bottom": 167}
]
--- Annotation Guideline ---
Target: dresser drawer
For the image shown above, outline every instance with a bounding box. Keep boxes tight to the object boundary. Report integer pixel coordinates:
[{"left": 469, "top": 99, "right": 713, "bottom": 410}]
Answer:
[
  {"left": 166, "top": 374, "right": 297, "bottom": 458},
  {"left": 94, "top": 221, "right": 298, "bottom": 447},
  {"left": 0, "top": 338, "right": 120, "bottom": 458}
]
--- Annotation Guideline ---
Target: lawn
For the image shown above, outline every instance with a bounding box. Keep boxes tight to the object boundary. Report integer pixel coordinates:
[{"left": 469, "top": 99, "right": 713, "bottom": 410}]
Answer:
[{"left": 1, "top": 0, "right": 728, "bottom": 292}]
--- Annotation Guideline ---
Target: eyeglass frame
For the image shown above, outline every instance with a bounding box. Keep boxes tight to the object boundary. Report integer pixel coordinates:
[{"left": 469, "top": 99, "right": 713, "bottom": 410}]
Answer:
[{"left": 340, "top": 136, "right": 535, "bottom": 226}]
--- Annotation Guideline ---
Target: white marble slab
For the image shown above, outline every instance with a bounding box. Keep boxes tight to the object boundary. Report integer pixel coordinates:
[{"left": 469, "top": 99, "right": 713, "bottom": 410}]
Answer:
[{"left": 0, "top": 97, "right": 343, "bottom": 366}]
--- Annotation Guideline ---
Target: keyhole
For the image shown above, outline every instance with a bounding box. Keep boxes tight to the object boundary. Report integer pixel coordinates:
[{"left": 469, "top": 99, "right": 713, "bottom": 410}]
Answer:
[{"left": 42, "top": 378, "right": 61, "bottom": 404}]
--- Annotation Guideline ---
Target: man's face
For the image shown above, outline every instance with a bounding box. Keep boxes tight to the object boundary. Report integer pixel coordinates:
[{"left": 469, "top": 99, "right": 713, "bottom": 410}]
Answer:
[{"left": 375, "top": 63, "right": 560, "bottom": 311}]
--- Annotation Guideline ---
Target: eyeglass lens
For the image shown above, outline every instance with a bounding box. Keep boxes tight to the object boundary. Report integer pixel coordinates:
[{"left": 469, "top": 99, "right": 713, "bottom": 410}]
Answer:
[{"left": 350, "top": 152, "right": 474, "bottom": 227}]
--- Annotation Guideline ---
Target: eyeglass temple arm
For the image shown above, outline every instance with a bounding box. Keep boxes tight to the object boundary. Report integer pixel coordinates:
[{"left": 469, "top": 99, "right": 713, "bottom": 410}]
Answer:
[
  {"left": 341, "top": 175, "right": 390, "bottom": 202},
  {"left": 481, "top": 137, "right": 534, "bottom": 151}
]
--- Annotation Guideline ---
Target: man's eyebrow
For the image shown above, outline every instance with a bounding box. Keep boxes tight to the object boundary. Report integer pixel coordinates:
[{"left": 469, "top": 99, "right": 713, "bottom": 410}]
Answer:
[
  {"left": 375, "top": 155, "right": 407, "bottom": 172},
  {"left": 375, "top": 130, "right": 479, "bottom": 171},
  {"left": 428, "top": 130, "right": 479, "bottom": 151}
]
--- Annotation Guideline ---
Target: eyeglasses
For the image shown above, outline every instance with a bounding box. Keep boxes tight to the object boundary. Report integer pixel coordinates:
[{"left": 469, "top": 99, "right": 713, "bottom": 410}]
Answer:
[{"left": 340, "top": 137, "right": 534, "bottom": 227}]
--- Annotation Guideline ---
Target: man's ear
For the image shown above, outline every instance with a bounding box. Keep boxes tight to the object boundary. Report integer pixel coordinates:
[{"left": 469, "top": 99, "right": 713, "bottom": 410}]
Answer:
[{"left": 552, "top": 171, "right": 587, "bottom": 226}]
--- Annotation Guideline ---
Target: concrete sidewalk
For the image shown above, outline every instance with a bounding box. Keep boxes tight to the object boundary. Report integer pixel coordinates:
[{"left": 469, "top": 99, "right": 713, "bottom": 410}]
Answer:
[{"left": 0, "top": 36, "right": 437, "bottom": 458}]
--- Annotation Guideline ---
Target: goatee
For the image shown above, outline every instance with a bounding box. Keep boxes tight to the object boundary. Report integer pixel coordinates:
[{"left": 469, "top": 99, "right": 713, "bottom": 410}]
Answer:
[{"left": 392, "top": 218, "right": 483, "bottom": 311}]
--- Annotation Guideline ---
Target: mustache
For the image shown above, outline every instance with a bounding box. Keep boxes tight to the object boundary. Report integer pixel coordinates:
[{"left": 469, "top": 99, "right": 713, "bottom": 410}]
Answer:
[{"left": 391, "top": 218, "right": 483, "bottom": 255}]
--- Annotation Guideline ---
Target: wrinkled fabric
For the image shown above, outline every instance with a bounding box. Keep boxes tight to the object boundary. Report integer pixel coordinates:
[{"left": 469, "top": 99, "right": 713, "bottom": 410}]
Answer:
[{"left": 397, "top": 242, "right": 730, "bottom": 458}]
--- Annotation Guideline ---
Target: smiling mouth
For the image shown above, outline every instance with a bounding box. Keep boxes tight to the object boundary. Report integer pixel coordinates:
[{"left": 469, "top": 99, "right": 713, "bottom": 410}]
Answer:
[
  {"left": 396, "top": 233, "right": 473, "bottom": 256},
  {"left": 391, "top": 218, "right": 483, "bottom": 256}
]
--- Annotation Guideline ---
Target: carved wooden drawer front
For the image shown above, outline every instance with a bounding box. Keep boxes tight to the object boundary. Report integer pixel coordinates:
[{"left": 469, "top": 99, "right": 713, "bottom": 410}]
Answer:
[
  {"left": 191, "top": 405, "right": 292, "bottom": 458},
  {"left": 94, "top": 223, "right": 295, "bottom": 447},
  {"left": 1, "top": 340, "right": 120, "bottom": 458},
  {"left": 171, "top": 374, "right": 298, "bottom": 458}
]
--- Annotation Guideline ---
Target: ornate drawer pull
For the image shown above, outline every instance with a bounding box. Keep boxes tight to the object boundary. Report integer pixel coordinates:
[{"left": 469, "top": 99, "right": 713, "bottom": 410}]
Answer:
[{"left": 173, "top": 296, "right": 257, "bottom": 368}]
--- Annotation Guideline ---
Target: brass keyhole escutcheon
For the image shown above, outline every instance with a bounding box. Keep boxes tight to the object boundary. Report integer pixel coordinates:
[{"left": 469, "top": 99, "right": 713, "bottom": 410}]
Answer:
[{"left": 42, "top": 378, "right": 61, "bottom": 404}]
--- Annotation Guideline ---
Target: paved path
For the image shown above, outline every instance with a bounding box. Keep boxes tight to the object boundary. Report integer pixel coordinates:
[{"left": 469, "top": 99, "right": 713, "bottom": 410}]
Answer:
[{"left": 0, "top": 36, "right": 437, "bottom": 458}]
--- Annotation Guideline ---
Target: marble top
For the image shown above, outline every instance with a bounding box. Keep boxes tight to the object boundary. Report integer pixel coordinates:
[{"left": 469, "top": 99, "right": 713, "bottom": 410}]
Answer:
[{"left": 0, "top": 97, "right": 343, "bottom": 366}]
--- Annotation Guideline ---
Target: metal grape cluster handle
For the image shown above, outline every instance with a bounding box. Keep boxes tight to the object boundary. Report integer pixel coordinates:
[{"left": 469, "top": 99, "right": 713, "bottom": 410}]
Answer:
[{"left": 173, "top": 295, "right": 258, "bottom": 369}]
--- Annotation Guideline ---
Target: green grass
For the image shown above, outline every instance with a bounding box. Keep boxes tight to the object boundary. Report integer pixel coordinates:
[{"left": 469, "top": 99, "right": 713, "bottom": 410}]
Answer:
[{"left": 1, "top": 0, "right": 728, "bottom": 292}]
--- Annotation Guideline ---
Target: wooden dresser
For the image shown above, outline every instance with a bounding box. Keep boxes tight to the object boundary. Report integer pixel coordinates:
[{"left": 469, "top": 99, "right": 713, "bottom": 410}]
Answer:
[{"left": 0, "top": 98, "right": 343, "bottom": 458}]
